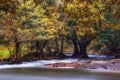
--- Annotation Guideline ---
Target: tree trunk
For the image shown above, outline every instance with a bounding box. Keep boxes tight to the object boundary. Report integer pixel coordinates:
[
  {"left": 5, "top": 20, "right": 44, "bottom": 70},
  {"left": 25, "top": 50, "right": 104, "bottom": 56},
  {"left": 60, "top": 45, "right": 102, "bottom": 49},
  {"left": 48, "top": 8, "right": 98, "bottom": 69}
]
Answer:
[
  {"left": 40, "top": 42, "right": 45, "bottom": 59},
  {"left": 15, "top": 42, "right": 21, "bottom": 60},
  {"left": 60, "top": 36, "right": 64, "bottom": 54},
  {"left": 36, "top": 41, "right": 44, "bottom": 59},
  {"left": 36, "top": 41, "right": 41, "bottom": 58},
  {"left": 79, "top": 43, "right": 88, "bottom": 58},
  {"left": 78, "top": 37, "right": 94, "bottom": 58},
  {"left": 54, "top": 37, "right": 59, "bottom": 56},
  {"left": 59, "top": 35, "right": 65, "bottom": 58},
  {"left": 14, "top": 42, "right": 22, "bottom": 63},
  {"left": 36, "top": 41, "right": 38, "bottom": 56},
  {"left": 72, "top": 39, "right": 81, "bottom": 57}
]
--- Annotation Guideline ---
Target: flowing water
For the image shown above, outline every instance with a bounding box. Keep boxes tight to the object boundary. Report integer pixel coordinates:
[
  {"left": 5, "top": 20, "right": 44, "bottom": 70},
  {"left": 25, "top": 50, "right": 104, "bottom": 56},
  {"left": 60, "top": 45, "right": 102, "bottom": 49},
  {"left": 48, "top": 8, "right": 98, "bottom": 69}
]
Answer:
[{"left": 0, "top": 55, "right": 119, "bottom": 80}]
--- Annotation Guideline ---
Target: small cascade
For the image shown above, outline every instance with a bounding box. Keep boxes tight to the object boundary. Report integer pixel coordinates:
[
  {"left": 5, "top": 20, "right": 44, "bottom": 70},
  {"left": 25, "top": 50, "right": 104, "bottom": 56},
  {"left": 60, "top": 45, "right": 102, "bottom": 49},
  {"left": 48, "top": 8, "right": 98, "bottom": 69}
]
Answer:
[
  {"left": 0, "top": 55, "right": 115, "bottom": 69},
  {"left": 0, "top": 59, "right": 78, "bottom": 69}
]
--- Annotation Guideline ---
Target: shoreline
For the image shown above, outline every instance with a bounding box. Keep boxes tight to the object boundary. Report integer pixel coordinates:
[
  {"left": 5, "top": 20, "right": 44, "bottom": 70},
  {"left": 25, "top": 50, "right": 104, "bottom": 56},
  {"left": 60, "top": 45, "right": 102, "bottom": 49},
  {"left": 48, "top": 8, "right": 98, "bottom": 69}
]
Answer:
[
  {"left": 0, "top": 58, "right": 120, "bottom": 74},
  {"left": 45, "top": 58, "right": 120, "bottom": 73}
]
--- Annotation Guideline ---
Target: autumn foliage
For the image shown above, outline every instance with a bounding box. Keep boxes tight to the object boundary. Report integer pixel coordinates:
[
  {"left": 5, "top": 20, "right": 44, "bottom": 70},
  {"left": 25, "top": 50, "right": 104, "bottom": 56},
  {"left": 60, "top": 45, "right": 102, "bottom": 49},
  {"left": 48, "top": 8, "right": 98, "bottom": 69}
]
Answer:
[{"left": 0, "top": 0, "right": 120, "bottom": 61}]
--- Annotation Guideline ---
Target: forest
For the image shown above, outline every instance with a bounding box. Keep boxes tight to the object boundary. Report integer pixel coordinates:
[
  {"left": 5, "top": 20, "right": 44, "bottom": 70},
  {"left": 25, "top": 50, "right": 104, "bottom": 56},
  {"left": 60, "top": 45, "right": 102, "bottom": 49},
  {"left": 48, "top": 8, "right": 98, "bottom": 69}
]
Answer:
[{"left": 0, "top": 0, "right": 120, "bottom": 64}]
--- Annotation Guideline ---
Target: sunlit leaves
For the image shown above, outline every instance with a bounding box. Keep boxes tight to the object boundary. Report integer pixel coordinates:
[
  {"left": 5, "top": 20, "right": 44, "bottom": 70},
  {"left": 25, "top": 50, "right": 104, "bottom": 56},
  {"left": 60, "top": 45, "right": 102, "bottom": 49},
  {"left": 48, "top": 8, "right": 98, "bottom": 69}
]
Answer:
[
  {"left": 55, "top": 0, "right": 65, "bottom": 8},
  {"left": 0, "top": 0, "right": 119, "bottom": 46}
]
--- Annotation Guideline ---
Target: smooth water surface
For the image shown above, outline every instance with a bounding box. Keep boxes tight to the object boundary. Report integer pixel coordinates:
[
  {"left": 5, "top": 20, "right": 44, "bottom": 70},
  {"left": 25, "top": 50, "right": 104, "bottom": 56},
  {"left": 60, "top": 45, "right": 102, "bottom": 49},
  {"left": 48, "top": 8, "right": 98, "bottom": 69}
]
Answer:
[
  {"left": 0, "top": 56, "right": 119, "bottom": 80},
  {"left": 0, "top": 67, "right": 120, "bottom": 80}
]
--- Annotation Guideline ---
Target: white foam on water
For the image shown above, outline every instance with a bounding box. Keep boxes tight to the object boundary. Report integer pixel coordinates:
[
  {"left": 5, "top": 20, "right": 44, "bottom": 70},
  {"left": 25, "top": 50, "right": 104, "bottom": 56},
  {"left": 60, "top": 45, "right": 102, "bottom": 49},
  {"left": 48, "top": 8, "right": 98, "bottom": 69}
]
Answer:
[
  {"left": 0, "top": 58, "right": 79, "bottom": 69},
  {"left": 88, "top": 54, "right": 115, "bottom": 59},
  {"left": 0, "top": 55, "right": 115, "bottom": 69}
]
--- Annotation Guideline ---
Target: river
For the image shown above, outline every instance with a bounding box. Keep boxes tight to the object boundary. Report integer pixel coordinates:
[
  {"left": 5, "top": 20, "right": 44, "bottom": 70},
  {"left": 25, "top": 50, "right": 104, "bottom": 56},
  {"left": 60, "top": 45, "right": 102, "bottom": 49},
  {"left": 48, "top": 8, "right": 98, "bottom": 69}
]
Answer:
[{"left": 0, "top": 56, "right": 119, "bottom": 80}]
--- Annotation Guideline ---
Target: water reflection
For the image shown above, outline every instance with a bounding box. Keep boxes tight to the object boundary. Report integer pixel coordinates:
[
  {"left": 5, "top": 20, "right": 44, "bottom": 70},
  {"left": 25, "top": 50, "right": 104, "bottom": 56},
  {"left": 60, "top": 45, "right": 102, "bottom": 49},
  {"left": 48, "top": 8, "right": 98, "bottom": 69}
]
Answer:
[{"left": 0, "top": 68, "right": 120, "bottom": 80}]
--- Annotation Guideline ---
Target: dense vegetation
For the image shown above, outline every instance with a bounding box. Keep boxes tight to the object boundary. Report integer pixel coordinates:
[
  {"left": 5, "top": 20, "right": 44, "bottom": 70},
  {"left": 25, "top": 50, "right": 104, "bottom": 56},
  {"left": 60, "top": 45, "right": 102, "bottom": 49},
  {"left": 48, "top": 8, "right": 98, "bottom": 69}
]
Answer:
[{"left": 0, "top": 0, "right": 120, "bottom": 63}]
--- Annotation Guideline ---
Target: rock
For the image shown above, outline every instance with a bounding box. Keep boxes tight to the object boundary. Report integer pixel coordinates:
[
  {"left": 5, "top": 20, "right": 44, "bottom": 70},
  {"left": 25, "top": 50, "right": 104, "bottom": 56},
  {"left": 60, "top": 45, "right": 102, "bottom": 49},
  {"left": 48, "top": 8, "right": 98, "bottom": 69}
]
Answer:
[
  {"left": 45, "top": 59, "right": 120, "bottom": 71},
  {"left": 90, "top": 60, "right": 107, "bottom": 65}
]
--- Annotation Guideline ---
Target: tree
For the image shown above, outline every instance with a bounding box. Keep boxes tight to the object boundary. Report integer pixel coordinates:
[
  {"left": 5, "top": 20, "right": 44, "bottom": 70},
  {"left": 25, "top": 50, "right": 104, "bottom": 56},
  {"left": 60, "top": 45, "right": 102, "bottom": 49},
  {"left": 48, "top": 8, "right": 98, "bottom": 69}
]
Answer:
[
  {"left": 64, "top": 0, "right": 107, "bottom": 58},
  {"left": 0, "top": 0, "right": 120, "bottom": 60},
  {"left": 97, "top": 0, "right": 120, "bottom": 56},
  {"left": 0, "top": 0, "right": 58, "bottom": 61}
]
